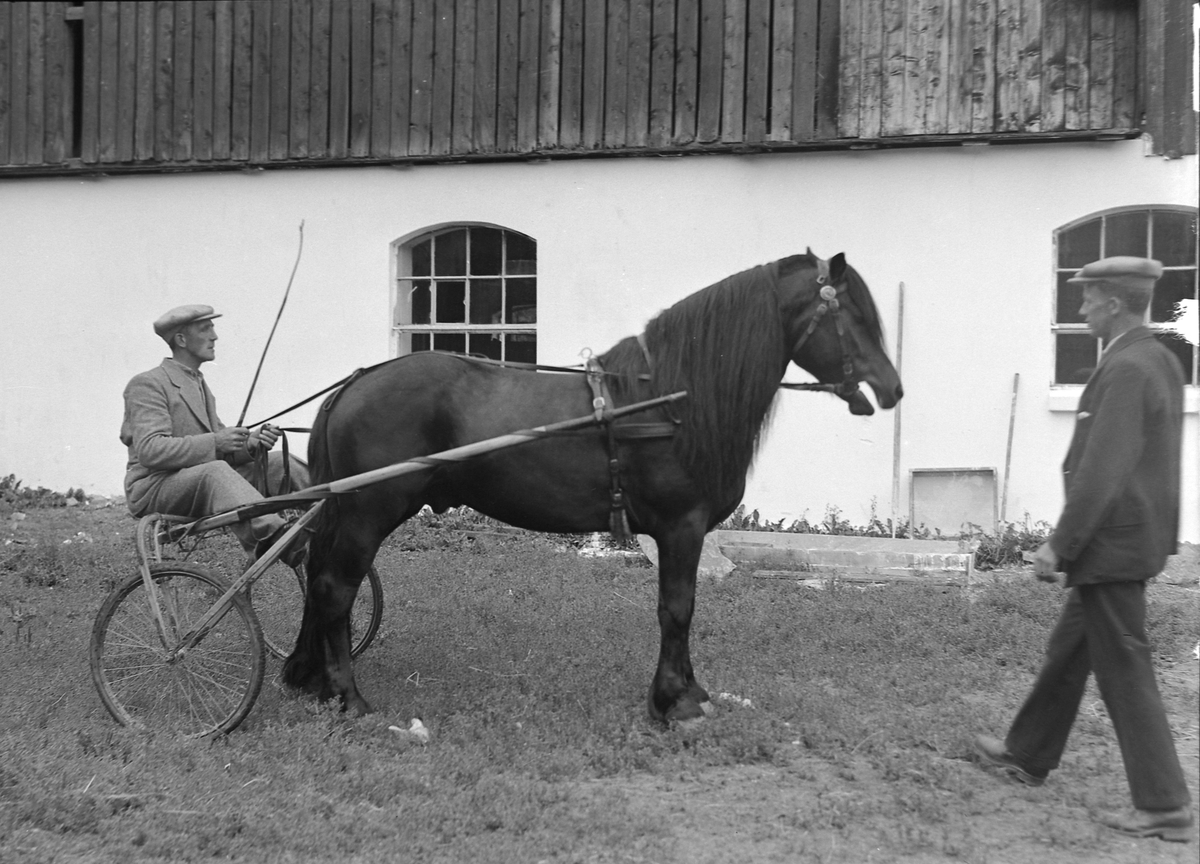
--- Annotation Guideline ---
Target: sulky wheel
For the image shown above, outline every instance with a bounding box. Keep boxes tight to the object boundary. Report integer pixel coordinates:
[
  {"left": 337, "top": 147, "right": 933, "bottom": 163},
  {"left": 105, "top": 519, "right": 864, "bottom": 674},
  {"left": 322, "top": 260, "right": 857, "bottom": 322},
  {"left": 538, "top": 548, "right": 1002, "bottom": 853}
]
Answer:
[
  {"left": 90, "top": 564, "right": 265, "bottom": 737},
  {"left": 251, "top": 562, "right": 383, "bottom": 661}
]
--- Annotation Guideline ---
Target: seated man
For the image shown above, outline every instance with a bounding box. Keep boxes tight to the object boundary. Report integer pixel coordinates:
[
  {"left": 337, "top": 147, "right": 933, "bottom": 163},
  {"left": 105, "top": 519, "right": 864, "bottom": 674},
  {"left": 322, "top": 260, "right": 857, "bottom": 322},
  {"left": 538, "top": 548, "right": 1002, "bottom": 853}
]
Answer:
[{"left": 120, "top": 304, "right": 309, "bottom": 566}]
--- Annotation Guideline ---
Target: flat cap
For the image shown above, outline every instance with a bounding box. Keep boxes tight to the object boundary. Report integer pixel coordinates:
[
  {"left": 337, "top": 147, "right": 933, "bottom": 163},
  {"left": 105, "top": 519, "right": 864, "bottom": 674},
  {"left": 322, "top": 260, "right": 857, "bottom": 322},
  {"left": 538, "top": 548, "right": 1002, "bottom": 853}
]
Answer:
[
  {"left": 1067, "top": 256, "right": 1163, "bottom": 287},
  {"left": 153, "top": 304, "right": 222, "bottom": 338}
]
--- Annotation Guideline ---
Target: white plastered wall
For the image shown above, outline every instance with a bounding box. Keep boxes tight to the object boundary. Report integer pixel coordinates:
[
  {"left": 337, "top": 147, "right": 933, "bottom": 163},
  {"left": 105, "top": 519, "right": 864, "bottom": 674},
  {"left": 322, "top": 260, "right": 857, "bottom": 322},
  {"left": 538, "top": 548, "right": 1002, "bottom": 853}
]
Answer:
[{"left": 1, "top": 139, "right": 1195, "bottom": 540}]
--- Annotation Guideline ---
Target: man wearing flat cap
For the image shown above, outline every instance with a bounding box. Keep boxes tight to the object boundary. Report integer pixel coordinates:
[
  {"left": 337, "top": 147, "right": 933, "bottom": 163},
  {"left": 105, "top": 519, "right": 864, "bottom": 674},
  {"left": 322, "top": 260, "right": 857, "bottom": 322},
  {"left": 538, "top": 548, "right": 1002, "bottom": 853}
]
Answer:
[
  {"left": 120, "top": 305, "right": 309, "bottom": 565},
  {"left": 974, "top": 257, "right": 1193, "bottom": 841}
]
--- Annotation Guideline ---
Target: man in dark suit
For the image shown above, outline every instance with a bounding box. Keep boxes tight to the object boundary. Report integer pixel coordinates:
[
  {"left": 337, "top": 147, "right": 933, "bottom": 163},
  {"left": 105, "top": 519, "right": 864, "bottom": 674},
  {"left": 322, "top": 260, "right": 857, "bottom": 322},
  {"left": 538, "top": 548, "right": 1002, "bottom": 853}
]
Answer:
[
  {"left": 974, "top": 257, "right": 1193, "bottom": 842},
  {"left": 120, "top": 304, "right": 308, "bottom": 564}
]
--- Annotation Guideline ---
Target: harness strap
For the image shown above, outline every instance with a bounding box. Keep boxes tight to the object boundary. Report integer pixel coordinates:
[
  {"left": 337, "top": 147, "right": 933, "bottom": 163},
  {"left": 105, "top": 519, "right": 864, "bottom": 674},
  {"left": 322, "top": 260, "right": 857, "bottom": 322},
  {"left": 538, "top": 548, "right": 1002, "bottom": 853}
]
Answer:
[
  {"left": 252, "top": 430, "right": 294, "bottom": 498},
  {"left": 582, "top": 356, "right": 630, "bottom": 541},
  {"left": 636, "top": 333, "right": 655, "bottom": 375},
  {"left": 611, "top": 422, "right": 679, "bottom": 438},
  {"left": 584, "top": 355, "right": 612, "bottom": 424},
  {"left": 464, "top": 352, "right": 652, "bottom": 380}
]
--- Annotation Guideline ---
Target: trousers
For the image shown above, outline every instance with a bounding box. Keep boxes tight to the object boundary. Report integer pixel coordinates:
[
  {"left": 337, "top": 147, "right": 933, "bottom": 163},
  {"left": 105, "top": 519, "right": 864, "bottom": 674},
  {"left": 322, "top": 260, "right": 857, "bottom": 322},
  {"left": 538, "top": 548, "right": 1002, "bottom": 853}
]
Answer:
[
  {"left": 1005, "top": 582, "right": 1191, "bottom": 810},
  {"left": 127, "top": 452, "right": 310, "bottom": 552}
]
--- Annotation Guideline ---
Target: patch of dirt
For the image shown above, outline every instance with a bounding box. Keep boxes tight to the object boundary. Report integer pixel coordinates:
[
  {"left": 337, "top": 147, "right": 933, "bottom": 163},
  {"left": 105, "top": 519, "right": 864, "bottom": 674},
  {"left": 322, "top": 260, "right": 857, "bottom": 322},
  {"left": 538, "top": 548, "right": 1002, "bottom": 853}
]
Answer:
[
  {"left": 578, "top": 659, "right": 1198, "bottom": 864},
  {"left": 576, "top": 562, "right": 1200, "bottom": 863}
]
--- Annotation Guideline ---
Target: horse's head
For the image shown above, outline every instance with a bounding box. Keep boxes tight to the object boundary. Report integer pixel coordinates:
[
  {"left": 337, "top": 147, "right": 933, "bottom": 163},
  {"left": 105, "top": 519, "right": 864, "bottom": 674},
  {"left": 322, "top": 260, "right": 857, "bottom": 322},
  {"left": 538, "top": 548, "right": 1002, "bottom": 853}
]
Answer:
[{"left": 776, "top": 251, "right": 903, "bottom": 415}]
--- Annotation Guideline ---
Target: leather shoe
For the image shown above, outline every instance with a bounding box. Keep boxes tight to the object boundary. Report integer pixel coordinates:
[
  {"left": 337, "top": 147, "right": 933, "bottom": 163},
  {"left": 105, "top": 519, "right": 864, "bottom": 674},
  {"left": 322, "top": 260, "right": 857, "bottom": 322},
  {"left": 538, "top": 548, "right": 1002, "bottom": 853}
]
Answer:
[
  {"left": 974, "top": 734, "right": 1047, "bottom": 787},
  {"left": 1099, "top": 807, "right": 1194, "bottom": 843},
  {"left": 253, "top": 522, "right": 307, "bottom": 570}
]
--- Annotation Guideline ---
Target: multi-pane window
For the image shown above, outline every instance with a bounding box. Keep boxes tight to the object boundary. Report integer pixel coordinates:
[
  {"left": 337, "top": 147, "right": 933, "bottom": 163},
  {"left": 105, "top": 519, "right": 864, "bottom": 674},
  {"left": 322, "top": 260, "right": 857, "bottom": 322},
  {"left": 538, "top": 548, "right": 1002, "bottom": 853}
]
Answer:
[
  {"left": 1053, "top": 206, "right": 1198, "bottom": 385},
  {"left": 393, "top": 226, "right": 537, "bottom": 362}
]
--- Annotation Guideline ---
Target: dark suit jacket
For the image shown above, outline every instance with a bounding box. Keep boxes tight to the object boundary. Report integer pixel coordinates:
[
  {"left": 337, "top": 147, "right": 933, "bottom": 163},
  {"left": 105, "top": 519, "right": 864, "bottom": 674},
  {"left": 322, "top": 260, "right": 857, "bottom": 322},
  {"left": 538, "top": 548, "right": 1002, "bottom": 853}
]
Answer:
[{"left": 1050, "top": 327, "right": 1184, "bottom": 585}]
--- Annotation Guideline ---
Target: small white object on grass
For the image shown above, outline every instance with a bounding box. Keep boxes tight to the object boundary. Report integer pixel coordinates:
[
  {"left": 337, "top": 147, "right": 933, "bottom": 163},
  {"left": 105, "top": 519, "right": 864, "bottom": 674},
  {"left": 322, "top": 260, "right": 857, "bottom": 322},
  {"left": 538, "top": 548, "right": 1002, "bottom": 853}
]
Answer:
[
  {"left": 389, "top": 718, "right": 430, "bottom": 742},
  {"left": 714, "top": 692, "right": 754, "bottom": 709}
]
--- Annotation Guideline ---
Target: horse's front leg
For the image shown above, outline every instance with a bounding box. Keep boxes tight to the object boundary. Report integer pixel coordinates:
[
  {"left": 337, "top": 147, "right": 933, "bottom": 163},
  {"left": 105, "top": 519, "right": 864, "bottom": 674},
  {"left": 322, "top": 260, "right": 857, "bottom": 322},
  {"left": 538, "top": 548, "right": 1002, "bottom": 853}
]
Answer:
[{"left": 647, "top": 516, "right": 712, "bottom": 724}]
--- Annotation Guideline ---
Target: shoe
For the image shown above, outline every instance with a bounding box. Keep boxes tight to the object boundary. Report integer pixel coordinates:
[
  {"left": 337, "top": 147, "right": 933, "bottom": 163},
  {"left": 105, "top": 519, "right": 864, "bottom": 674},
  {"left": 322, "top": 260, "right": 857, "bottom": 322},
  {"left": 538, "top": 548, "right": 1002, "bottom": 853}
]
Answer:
[
  {"left": 974, "top": 734, "right": 1047, "bottom": 787},
  {"left": 253, "top": 522, "right": 307, "bottom": 569},
  {"left": 1098, "top": 807, "right": 1194, "bottom": 842}
]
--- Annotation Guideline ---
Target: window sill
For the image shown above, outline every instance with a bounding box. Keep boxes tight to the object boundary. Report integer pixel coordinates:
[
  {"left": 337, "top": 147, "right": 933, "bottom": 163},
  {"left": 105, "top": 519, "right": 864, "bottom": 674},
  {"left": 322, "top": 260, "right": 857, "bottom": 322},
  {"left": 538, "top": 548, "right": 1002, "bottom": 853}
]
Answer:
[{"left": 1048, "top": 387, "right": 1200, "bottom": 414}]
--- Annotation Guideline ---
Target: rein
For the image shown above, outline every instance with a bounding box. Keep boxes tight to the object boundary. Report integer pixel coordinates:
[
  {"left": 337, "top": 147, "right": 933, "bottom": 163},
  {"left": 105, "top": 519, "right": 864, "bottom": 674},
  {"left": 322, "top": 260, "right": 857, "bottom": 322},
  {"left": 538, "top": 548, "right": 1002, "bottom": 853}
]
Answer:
[{"left": 245, "top": 353, "right": 648, "bottom": 429}]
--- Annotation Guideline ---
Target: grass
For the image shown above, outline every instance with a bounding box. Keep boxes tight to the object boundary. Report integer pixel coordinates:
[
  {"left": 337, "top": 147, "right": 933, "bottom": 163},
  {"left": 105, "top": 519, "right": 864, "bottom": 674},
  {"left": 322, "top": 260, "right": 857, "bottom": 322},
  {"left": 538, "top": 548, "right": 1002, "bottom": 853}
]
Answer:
[{"left": 1, "top": 505, "right": 1197, "bottom": 863}]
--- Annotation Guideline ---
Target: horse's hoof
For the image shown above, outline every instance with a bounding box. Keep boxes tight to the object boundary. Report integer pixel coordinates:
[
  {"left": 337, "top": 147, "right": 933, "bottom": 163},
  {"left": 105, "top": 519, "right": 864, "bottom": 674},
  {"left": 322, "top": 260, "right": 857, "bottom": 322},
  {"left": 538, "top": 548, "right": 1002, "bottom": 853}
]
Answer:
[
  {"left": 663, "top": 697, "right": 708, "bottom": 725},
  {"left": 344, "top": 694, "right": 373, "bottom": 716},
  {"left": 671, "top": 715, "right": 706, "bottom": 732},
  {"left": 699, "top": 700, "right": 714, "bottom": 716}
]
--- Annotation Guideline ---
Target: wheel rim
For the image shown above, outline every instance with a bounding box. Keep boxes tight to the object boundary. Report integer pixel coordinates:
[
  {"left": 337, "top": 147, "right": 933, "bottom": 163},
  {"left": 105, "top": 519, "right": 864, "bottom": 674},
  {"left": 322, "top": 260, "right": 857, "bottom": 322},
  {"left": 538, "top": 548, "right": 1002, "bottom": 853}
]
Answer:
[
  {"left": 251, "top": 559, "right": 308, "bottom": 659},
  {"left": 253, "top": 563, "right": 383, "bottom": 660},
  {"left": 92, "top": 567, "right": 263, "bottom": 737}
]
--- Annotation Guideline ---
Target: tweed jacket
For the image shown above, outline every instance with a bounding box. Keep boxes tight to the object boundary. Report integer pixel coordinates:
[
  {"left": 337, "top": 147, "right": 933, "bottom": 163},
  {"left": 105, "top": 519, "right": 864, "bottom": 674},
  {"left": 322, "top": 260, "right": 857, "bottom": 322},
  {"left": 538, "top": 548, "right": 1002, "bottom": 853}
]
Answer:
[
  {"left": 1049, "top": 327, "right": 1184, "bottom": 585},
  {"left": 120, "top": 359, "right": 252, "bottom": 509}
]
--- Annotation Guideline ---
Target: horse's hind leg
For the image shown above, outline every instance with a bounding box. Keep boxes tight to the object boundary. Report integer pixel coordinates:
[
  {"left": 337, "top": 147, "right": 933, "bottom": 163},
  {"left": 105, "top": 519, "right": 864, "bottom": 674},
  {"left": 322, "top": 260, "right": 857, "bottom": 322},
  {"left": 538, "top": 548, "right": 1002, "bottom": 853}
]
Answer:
[
  {"left": 647, "top": 514, "right": 713, "bottom": 724},
  {"left": 283, "top": 510, "right": 381, "bottom": 715}
]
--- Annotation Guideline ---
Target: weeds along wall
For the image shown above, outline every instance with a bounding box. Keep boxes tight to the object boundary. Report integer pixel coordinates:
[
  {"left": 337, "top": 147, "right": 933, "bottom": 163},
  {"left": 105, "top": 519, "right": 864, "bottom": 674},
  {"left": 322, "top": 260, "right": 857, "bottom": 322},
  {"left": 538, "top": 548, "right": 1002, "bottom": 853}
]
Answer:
[{"left": 1, "top": 139, "right": 1196, "bottom": 540}]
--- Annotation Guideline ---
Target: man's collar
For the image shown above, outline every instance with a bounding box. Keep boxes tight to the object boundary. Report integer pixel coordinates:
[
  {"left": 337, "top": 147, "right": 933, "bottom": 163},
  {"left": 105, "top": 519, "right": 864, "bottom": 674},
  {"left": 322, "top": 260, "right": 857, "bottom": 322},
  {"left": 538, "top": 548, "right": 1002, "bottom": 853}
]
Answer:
[
  {"left": 1101, "top": 325, "right": 1151, "bottom": 356},
  {"left": 162, "top": 357, "right": 204, "bottom": 379}
]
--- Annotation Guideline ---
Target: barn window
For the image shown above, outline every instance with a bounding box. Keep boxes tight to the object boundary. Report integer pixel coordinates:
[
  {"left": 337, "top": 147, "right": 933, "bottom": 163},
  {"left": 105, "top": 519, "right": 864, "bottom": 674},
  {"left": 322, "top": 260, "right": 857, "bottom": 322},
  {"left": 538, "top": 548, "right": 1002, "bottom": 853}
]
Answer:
[
  {"left": 393, "top": 226, "right": 537, "bottom": 362},
  {"left": 1052, "top": 206, "right": 1198, "bottom": 386}
]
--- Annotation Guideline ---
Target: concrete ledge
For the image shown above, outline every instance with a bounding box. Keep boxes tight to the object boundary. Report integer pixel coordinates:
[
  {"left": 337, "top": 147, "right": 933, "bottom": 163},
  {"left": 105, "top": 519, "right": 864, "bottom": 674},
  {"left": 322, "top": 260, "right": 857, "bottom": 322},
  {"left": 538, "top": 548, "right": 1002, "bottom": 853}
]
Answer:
[{"left": 715, "top": 530, "right": 975, "bottom": 575}]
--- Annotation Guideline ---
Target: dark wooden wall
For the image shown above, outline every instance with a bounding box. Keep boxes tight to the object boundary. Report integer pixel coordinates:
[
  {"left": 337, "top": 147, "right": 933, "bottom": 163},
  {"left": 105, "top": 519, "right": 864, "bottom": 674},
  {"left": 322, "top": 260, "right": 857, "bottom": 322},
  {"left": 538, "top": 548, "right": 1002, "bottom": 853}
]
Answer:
[
  {"left": 0, "top": 0, "right": 1193, "bottom": 172},
  {"left": 838, "top": 0, "right": 1140, "bottom": 138}
]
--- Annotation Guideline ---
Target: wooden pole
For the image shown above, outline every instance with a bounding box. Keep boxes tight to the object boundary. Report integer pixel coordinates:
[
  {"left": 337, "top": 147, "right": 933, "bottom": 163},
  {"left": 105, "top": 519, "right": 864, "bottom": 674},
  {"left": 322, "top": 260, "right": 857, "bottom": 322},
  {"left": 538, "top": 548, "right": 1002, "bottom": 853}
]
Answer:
[
  {"left": 890, "top": 282, "right": 905, "bottom": 537},
  {"left": 185, "top": 391, "right": 690, "bottom": 531},
  {"left": 1000, "top": 372, "right": 1019, "bottom": 523},
  {"left": 322, "top": 392, "right": 689, "bottom": 494}
]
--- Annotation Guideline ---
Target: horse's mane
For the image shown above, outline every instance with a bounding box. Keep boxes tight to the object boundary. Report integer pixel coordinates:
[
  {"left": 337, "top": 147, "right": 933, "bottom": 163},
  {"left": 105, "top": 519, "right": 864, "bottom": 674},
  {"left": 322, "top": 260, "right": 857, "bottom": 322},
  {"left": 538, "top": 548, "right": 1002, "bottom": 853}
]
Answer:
[
  {"left": 835, "top": 260, "right": 884, "bottom": 344},
  {"left": 600, "top": 260, "right": 791, "bottom": 502}
]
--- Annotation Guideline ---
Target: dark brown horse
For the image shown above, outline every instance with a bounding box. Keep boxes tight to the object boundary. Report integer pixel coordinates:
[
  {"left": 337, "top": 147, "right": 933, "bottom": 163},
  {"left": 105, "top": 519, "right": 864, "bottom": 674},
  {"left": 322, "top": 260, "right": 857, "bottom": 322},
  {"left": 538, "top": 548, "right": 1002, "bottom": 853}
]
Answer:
[{"left": 284, "top": 251, "right": 903, "bottom": 723}]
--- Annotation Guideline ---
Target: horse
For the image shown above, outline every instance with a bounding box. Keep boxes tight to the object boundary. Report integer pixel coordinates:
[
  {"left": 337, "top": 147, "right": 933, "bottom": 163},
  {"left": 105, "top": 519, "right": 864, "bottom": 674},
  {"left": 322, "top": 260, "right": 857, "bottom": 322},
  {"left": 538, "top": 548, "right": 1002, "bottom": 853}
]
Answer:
[{"left": 283, "top": 250, "right": 903, "bottom": 724}]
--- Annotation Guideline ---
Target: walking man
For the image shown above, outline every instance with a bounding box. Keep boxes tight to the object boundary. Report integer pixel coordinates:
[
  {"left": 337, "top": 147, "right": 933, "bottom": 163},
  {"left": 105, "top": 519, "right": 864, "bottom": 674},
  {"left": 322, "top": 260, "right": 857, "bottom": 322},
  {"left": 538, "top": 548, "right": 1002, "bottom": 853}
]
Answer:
[
  {"left": 974, "top": 256, "right": 1194, "bottom": 842},
  {"left": 120, "top": 304, "right": 308, "bottom": 565}
]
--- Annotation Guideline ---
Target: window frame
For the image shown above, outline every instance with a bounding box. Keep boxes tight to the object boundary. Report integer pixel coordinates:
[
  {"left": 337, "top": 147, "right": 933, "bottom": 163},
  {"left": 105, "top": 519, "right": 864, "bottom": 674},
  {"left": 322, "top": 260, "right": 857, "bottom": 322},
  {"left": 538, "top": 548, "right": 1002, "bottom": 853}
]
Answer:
[
  {"left": 390, "top": 223, "right": 537, "bottom": 362},
  {"left": 1051, "top": 204, "right": 1198, "bottom": 392}
]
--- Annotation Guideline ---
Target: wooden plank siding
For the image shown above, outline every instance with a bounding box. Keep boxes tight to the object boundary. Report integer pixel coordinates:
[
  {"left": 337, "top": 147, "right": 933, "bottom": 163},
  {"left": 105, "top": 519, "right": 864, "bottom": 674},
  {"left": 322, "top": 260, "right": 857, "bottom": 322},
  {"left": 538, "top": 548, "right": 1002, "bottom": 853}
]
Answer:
[
  {"left": 837, "top": 0, "right": 1149, "bottom": 141},
  {"left": 0, "top": 0, "right": 1192, "bottom": 171}
]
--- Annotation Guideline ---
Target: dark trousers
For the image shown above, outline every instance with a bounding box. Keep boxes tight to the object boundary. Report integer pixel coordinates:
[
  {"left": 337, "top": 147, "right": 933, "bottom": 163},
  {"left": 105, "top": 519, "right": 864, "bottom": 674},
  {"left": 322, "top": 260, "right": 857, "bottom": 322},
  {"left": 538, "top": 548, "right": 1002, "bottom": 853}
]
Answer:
[
  {"left": 1005, "top": 581, "right": 1191, "bottom": 810},
  {"left": 130, "top": 453, "right": 310, "bottom": 552}
]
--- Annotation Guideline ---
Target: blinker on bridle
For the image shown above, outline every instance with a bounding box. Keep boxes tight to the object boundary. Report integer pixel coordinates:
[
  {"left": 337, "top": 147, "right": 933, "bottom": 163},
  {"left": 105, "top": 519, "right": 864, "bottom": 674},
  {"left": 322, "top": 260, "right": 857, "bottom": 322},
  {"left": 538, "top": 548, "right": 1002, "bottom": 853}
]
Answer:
[{"left": 780, "top": 267, "right": 860, "bottom": 397}]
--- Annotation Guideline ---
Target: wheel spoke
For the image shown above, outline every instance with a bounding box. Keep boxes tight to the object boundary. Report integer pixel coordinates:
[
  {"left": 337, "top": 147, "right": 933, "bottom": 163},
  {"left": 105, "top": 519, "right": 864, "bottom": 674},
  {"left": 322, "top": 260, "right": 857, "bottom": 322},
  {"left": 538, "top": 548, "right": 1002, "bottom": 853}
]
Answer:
[{"left": 92, "top": 565, "right": 264, "bottom": 737}]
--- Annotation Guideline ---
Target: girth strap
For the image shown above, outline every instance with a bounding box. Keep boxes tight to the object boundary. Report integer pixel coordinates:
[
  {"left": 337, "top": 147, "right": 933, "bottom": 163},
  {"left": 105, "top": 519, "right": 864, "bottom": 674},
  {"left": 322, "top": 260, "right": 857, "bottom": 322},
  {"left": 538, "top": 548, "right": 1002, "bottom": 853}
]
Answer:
[
  {"left": 584, "top": 356, "right": 631, "bottom": 542},
  {"left": 582, "top": 355, "right": 678, "bottom": 544}
]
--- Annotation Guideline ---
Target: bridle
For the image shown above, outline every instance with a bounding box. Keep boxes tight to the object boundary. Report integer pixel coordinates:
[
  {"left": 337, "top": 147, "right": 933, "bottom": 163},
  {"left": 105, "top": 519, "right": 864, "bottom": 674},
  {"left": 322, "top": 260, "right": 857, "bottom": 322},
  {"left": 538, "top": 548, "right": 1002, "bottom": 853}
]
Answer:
[{"left": 778, "top": 264, "right": 861, "bottom": 398}]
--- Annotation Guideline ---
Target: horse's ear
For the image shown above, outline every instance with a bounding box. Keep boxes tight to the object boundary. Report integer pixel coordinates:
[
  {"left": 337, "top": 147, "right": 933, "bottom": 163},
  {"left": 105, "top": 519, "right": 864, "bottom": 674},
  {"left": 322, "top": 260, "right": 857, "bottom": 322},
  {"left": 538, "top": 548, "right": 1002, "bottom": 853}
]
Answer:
[{"left": 829, "top": 253, "right": 846, "bottom": 282}]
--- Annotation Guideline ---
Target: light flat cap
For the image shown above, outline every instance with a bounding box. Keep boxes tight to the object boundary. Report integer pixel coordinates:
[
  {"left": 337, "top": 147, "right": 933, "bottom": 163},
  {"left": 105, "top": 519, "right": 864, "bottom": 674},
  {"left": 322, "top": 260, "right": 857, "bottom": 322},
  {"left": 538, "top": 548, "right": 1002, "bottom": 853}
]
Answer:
[
  {"left": 1067, "top": 256, "right": 1163, "bottom": 287},
  {"left": 153, "top": 304, "right": 222, "bottom": 338}
]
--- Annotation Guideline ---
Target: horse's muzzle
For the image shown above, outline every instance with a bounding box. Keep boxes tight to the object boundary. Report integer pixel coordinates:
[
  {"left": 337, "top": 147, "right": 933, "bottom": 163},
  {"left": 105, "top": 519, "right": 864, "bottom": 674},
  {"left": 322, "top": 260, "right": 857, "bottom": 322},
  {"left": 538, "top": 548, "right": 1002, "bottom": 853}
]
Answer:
[{"left": 843, "top": 389, "right": 875, "bottom": 415}]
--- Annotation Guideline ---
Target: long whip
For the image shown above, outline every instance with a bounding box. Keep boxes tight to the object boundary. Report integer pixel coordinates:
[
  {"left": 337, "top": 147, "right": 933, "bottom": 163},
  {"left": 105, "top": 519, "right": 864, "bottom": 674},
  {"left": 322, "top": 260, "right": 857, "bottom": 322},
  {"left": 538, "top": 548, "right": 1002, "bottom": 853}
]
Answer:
[{"left": 237, "top": 220, "right": 305, "bottom": 427}]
